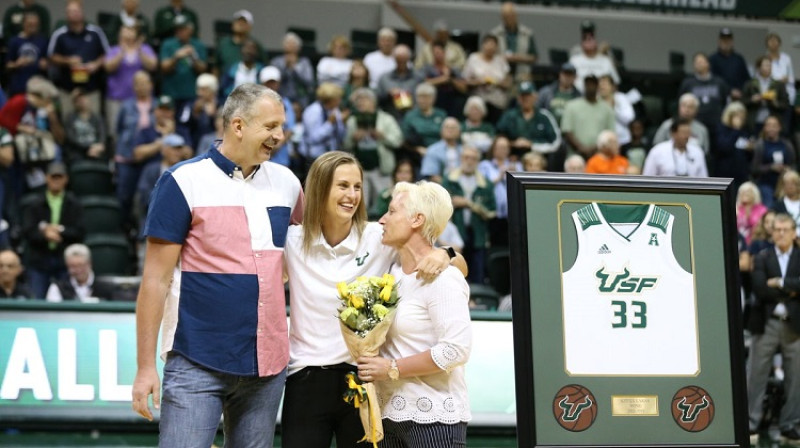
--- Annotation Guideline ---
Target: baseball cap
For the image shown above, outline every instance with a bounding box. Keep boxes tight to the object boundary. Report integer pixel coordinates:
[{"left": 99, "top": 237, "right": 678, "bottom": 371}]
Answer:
[
  {"left": 156, "top": 95, "right": 174, "bottom": 109},
  {"left": 580, "top": 20, "right": 595, "bottom": 34},
  {"left": 719, "top": 27, "right": 733, "bottom": 38},
  {"left": 561, "top": 62, "right": 577, "bottom": 74},
  {"left": 46, "top": 161, "right": 67, "bottom": 176},
  {"left": 162, "top": 133, "right": 186, "bottom": 147},
  {"left": 233, "top": 10, "right": 254, "bottom": 25},
  {"left": 173, "top": 14, "right": 191, "bottom": 28},
  {"left": 259, "top": 66, "right": 281, "bottom": 84},
  {"left": 518, "top": 81, "right": 537, "bottom": 94},
  {"left": 583, "top": 74, "right": 599, "bottom": 84}
]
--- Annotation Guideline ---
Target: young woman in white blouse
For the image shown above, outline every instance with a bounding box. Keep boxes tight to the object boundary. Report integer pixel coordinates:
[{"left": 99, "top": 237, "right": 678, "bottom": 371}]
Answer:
[
  {"left": 358, "top": 181, "right": 472, "bottom": 448},
  {"left": 282, "top": 152, "right": 466, "bottom": 448}
]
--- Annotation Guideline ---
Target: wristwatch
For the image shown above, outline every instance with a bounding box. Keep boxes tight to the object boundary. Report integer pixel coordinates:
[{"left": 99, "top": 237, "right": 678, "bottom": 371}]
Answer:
[
  {"left": 442, "top": 246, "right": 456, "bottom": 260},
  {"left": 388, "top": 359, "right": 400, "bottom": 381}
]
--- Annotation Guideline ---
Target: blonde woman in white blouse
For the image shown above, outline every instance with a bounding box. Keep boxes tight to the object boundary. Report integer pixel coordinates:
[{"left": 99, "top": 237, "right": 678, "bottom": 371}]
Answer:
[{"left": 358, "top": 181, "right": 472, "bottom": 447}]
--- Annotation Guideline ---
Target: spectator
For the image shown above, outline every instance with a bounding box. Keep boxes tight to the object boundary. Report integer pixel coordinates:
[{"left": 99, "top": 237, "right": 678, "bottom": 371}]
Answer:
[
  {"left": 479, "top": 135, "right": 521, "bottom": 246},
  {"left": 564, "top": 154, "right": 586, "bottom": 173},
  {"left": 586, "top": 130, "right": 630, "bottom": 175},
  {"left": 215, "top": 10, "right": 264, "bottom": 77},
  {"left": 747, "top": 213, "right": 800, "bottom": 445},
  {"left": 316, "top": 35, "right": 353, "bottom": 88},
  {"left": 537, "top": 62, "right": 580, "bottom": 126},
  {"left": 0, "top": 249, "right": 32, "bottom": 299},
  {"left": 709, "top": 27, "right": 750, "bottom": 101},
  {"left": 561, "top": 74, "right": 615, "bottom": 159},
  {"left": 2, "top": 0, "right": 50, "bottom": 41},
  {"left": 421, "top": 41, "right": 468, "bottom": 118},
  {"left": 598, "top": 75, "right": 634, "bottom": 146},
  {"left": 376, "top": 44, "right": 421, "bottom": 121},
  {"left": 22, "top": 162, "right": 85, "bottom": 298},
  {"left": 363, "top": 27, "right": 398, "bottom": 88},
  {"left": 343, "top": 88, "right": 403, "bottom": 209},
  {"left": 773, "top": 170, "right": 800, "bottom": 235},
  {"left": 298, "top": 82, "right": 346, "bottom": 165},
  {"left": 642, "top": 119, "right": 708, "bottom": 177},
  {"left": 64, "top": 89, "right": 106, "bottom": 163},
  {"left": 414, "top": 19, "right": 467, "bottom": 71},
  {"left": 743, "top": 56, "right": 789, "bottom": 134},
  {"left": 462, "top": 35, "right": 511, "bottom": 124},
  {"left": 443, "top": 145, "right": 496, "bottom": 284},
  {"left": 679, "top": 53, "right": 730, "bottom": 134},
  {"left": 196, "top": 111, "right": 222, "bottom": 157},
  {"left": 461, "top": 96, "right": 495, "bottom": 155},
  {"left": 47, "top": 0, "right": 109, "bottom": 120},
  {"left": 5, "top": 12, "right": 48, "bottom": 97},
  {"left": 420, "top": 117, "right": 463, "bottom": 183},
  {"left": 621, "top": 118, "right": 649, "bottom": 172},
  {"left": 748, "top": 210, "right": 776, "bottom": 260},
  {"left": 341, "top": 60, "right": 370, "bottom": 113},
  {"left": 714, "top": 101, "right": 753, "bottom": 189},
  {"left": 490, "top": 2, "right": 538, "bottom": 83},
  {"left": 269, "top": 32, "right": 315, "bottom": 109},
  {"left": 137, "top": 133, "right": 188, "bottom": 226},
  {"left": 104, "top": 25, "right": 157, "bottom": 141},
  {"left": 737, "top": 181, "right": 768, "bottom": 245},
  {"left": 258, "top": 66, "right": 296, "bottom": 167},
  {"left": 523, "top": 151, "right": 547, "bottom": 172},
  {"left": 370, "top": 158, "right": 414, "bottom": 219},
  {"left": 45, "top": 243, "right": 114, "bottom": 302},
  {"left": 115, "top": 71, "right": 155, "bottom": 214},
  {"left": 496, "top": 81, "right": 561, "bottom": 158},
  {"left": 0, "top": 126, "right": 14, "bottom": 217},
  {"left": 153, "top": 0, "right": 198, "bottom": 43},
  {"left": 158, "top": 14, "right": 207, "bottom": 113},
  {"left": 189, "top": 73, "right": 219, "bottom": 151},
  {"left": 107, "top": 0, "right": 150, "bottom": 46},
  {"left": 401, "top": 83, "right": 447, "bottom": 165},
  {"left": 569, "top": 20, "right": 620, "bottom": 93},
  {"left": 752, "top": 115, "right": 795, "bottom": 207},
  {"left": 220, "top": 39, "right": 264, "bottom": 98},
  {"left": 652, "top": 93, "right": 710, "bottom": 155},
  {"left": 766, "top": 33, "right": 795, "bottom": 104}
]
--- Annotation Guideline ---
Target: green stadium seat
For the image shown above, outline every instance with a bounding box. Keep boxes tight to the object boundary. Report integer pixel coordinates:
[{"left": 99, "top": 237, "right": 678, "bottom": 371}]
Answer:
[
  {"left": 469, "top": 283, "right": 500, "bottom": 311},
  {"left": 69, "top": 160, "right": 113, "bottom": 197},
  {"left": 85, "top": 233, "right": 132, "bottom": 276},
  {"left": 80, "top": 195, "right": 123, "bottom": 234},
  {"left": 487, "top": 248, "right": 510, "bottom": 296}
]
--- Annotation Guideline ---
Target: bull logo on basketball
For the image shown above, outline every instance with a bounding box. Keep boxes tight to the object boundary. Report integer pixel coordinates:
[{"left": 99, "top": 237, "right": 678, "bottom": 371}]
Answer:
[
  {"left": 671, "top": 386, "right": 715, "bottom": 432},
  {"left": 553, "top": 385, "right": 598, "bottom": 432}
]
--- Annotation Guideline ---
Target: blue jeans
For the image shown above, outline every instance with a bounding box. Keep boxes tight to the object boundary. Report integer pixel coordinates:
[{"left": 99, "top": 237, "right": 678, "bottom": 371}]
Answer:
[{"left": 159, "top": 353, "right": 286, "bottom": 448}]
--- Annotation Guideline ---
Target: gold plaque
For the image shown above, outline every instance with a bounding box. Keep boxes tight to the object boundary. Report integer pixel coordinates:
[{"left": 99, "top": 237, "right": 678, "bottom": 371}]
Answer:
[{"left": 612, "top": 395, "right": 659, "bottom": 416}]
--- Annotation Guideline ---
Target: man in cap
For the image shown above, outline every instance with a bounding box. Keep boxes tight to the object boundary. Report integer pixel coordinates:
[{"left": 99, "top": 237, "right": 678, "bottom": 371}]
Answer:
[
  {"left": 536, "top": 62, "right": 581, "bottom": 125},
  {"left": 490, "top": 2, "right": 538, "bottom": 82},
  {"left": 215, "top": 9, "right": 265, "bottom": 77},
  {"left": 560, "top": 74, "right": 615, "bottom": 158},
  {"left": 159, "top": 14, "right": 207, "bottom": 113},
  {"left": 709, "top": 27, "right": 749, "bottom": 101},
  {"left": 21, "top": 161, "right": 85, "bottom": 298},
  {"left": 496, "top": 81, "right": 561, "bottom": 157},
  {"left": 568, "top": 20, "right": 619, "bottom": 92},
  {"left": 259, "top": 66, "right": 295, "bottom": 167},
  {"left": 153, "top": 0, "right": 198, "bottom": 43},
  {"left": 137, "top": 133, "right": 189, "bottom": 224}
]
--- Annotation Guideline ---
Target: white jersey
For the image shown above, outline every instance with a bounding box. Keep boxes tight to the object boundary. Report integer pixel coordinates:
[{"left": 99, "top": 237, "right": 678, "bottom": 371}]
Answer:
[{"left": 561, "top": 202, "right": 698, "bottom": 376}]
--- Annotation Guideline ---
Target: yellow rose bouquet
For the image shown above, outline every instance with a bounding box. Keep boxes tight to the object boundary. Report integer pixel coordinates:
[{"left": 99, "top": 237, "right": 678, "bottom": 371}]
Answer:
[{"left": 337, "top": 274, "right": 399, "bottom": 446}]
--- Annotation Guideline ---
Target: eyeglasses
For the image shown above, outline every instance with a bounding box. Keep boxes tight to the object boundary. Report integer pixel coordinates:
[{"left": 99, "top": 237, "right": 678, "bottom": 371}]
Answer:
[{"left": 773, "top": 228, "right": 794, "bottom": 233}]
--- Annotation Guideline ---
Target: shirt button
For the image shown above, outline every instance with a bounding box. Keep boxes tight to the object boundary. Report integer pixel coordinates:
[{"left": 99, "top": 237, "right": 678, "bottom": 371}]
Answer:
[
  {"left": 259, "top": 301, "right": 263, "bottom": 307},
  {"left": 257, "top": 328, "right": 262, "bottom": 334},
  {"left": 255, "top": 253, "right": 261, "bottom": 258}
]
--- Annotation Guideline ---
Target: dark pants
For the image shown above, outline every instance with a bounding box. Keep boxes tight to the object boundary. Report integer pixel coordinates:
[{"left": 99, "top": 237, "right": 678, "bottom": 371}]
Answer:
[
  {"left": 380, "top": 420, "right": 467, "bottom": 448},
  {"left": 281, "top": 365, "right": 363, "bottom": 448},
  {"left": 28, "top": 254, "right": 67, "bottom": 298},
  {"left": 463, "top": 225, "right": 486, "bottom": 284}
]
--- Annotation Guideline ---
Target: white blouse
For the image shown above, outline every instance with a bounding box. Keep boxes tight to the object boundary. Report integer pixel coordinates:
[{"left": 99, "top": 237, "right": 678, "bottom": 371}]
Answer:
[{"left": 378, "top": 264, "right": 472, "bottom": 424}]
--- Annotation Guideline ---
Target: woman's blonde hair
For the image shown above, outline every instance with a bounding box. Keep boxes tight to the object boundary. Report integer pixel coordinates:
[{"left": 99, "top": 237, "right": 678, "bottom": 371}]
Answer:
[
  {"left": 316, "top": 82, "right": 344, "bottom": 103},
  {"left": 776, "top": 169, "right": 800, "bottom": 200},
  {"left": 392, "top": 181, "right": 453, "bottom": 245},
  {"left": 328, "top": 35, "right": 351, "bottom": 54},
  {"left": 721, "top": 101, "right": 746, "bottom": 127},
  {"left": 302, "top": 151, "right": 367, "bottom": 255},
  {"left": 736, "top": 181, "right": 762, "bottom": 206}
]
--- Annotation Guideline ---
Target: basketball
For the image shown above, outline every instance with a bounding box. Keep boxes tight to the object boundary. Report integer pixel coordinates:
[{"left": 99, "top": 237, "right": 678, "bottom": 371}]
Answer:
[
  {"left": 671, "top": 385, "right": 715, "bottom": 432},
  {"left": 552, "top": 384, "right": 598, "bottom": 432}
]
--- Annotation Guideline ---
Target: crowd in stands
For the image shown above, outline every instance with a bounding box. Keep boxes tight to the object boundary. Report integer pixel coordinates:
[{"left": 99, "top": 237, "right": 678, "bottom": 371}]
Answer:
[{"left": 0, "top": 0, "right": 799, "bottom": 308}]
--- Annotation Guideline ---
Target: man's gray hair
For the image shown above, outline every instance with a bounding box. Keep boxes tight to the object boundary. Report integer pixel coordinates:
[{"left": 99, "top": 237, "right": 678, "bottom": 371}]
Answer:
[
  {"left": 64, "top": 243, "right": 91, "bottom": 262},
  {"left": 596, "top": 130, "right": 617, "bottom": 149},
  {"left": 283, "top": 32, "right": 302, "bottom": 48},
  {"left": 679, "top": 93, "right": 699, "bottom": 107},
  {"left": 415, "top": 83, "right": 436, "bottom": 98},
  {"left": 221, "top": 83, "right": 282, "bottom": 130},
  {"left": 350, "top": 87, "right": 377, "bottom": 106},
  {"left": 378, "top": 27, "right": 397, "bottom": 40}
]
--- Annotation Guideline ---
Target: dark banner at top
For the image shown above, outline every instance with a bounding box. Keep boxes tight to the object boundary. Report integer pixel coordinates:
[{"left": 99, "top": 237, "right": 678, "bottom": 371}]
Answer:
[{"left": 538, "top": 0, "right": 800, "bottom": 19}]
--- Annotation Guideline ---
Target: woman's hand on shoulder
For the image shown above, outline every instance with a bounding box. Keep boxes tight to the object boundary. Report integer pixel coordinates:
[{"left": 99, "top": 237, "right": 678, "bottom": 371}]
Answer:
[{"left": 415, "top": 248, "right": 450, "bottom": 282}]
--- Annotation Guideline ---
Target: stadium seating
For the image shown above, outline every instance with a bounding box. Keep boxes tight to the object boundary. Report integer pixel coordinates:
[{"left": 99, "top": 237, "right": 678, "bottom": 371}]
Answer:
[
  {"left": 79, "top": 195, "right": 124, "bottom": 235},
  {"left": 85, "top": 233, "right": 132, "bottom": 276},
  {"left": 469, "top": 283, "right": 500, "bottom": 311},
  {"left": 68, "top": 160, "right": 114, "bottom": 197}
]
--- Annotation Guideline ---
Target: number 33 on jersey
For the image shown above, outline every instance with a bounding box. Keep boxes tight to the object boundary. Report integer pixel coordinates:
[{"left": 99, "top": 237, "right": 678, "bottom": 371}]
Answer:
[{"left": 561, "top": 202, "right": 699, "bottom": 376}]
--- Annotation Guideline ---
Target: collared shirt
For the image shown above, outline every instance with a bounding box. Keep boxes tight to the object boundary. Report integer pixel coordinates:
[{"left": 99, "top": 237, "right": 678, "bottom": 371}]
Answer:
[
  {"left": 776, "top": 245, "right": 793, "bottom": 279},
  {"left": 284, "top": 222, "right": 396, "bottom": 375},
  {"left": 642, "top": 140, "right": 708, "bottom": 178},
  {"left": 147, "top": 146, "right": 304, "bottom": 377},
  {"left": 45, "top": 272, "right": 97, "bottom": 303},
  {"left": 47, "top": 24, "right": 110, "bottom": 91}
]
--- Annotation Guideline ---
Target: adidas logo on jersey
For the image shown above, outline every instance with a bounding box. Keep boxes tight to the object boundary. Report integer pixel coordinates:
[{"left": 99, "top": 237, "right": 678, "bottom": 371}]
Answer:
[{"left": 597, "top": 244, "right": 611, "bottom": 254}]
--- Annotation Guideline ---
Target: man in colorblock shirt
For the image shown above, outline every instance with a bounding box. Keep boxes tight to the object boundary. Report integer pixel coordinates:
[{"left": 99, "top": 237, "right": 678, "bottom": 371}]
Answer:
[{"left": 132, "top": 84, "right": 304, "bottom": 447}]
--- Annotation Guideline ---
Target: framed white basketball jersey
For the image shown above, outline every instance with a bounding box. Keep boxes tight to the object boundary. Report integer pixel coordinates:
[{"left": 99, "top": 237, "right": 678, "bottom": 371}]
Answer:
[{"left": 561, "top": 202, "right": 699, "bottom": 376}]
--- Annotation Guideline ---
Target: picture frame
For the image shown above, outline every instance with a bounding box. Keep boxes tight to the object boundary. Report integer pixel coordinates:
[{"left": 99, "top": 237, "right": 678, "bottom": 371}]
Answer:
[{"left": 507, "top": 172, "right": 748, "bottom": 448}]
